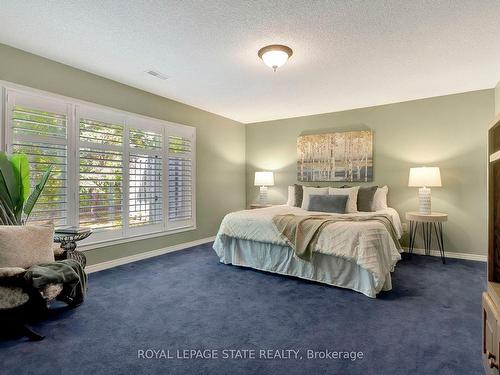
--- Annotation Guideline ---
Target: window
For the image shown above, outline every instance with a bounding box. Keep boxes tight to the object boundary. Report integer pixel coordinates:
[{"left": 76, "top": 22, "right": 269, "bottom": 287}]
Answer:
[
  {"left": 3, "top": 86, "right": 196, "bottom": 247},
  {"left": 168, "top": 132, "right": 194, "bottom": 229},
  {"left": 78, "top": 108, "right": 125, "bottom": 233},
  {"left": 129, "top": 127, "right": 163, "bottom": 229},
  {"left": 7, "top": 93, "right": 69, "bottom": 226}
]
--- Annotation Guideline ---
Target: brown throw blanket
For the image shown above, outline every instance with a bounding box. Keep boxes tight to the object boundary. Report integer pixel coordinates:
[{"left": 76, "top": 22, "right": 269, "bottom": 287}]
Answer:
[{"left": 272, "top": 214, "right": 402, "bottom": 261}]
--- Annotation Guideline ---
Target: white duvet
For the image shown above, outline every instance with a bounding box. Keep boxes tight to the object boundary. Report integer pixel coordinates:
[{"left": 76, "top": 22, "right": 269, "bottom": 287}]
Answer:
[{"left": 214, "top": 205, "right": 403, "bottom": 289}]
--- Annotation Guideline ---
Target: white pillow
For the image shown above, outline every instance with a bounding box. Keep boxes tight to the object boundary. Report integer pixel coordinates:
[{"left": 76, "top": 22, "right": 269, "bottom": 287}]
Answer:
[
  {"left": 372, "top": 185, "right": 389, "bottom": 211},
  {"left": 329, "top": 186, "right": 360, "bottom": 213},
  {"left": 286, "top": 185, "right": 296, "bottom": 206},
  {"left": 0, "top": 225, "right": 55, "bottom": 269},
  {"left": 301, "top": 186, "right": 329, "bottom": 210}
]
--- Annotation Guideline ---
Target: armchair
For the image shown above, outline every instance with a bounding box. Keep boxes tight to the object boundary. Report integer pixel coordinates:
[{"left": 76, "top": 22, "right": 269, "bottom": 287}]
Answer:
[{"left": 0, "top": 244, "right": 76, "bottom": 341}]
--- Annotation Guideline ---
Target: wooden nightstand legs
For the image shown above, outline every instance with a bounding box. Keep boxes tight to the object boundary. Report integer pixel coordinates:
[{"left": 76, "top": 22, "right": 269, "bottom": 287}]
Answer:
[{"left": 408, "top": 220, "right": 446, "bottom": 264}]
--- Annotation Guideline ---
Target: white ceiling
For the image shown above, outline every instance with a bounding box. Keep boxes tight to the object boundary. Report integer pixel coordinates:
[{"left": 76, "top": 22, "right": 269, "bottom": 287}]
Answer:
[{"left": 1, "top": 1, "right": 500, "bottom": 123}]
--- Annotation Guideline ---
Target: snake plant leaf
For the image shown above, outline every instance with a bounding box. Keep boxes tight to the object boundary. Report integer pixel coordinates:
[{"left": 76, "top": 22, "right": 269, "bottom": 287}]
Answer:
[
  {"left": 10, "top": 153, "right": 30, "bottom": 222},
  {"left": 10, "top": 154, "right": 30, "bottom": 203},
  {"left": 0, "top": 152, "right": 17, "bottom": 210},
  {"left": 23, "top": 165, "right": 53, "bottom": 222}
]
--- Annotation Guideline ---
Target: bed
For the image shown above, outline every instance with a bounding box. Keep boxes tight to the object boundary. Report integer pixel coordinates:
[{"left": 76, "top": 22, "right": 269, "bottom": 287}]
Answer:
[{"left": 213, "top": 205, "right": 403, "bottom": 298}]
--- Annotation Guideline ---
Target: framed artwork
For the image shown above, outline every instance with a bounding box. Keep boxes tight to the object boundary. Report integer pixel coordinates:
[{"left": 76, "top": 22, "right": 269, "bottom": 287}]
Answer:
[{"left": 297, "top": 130, "right": 373, "bottom": 182}]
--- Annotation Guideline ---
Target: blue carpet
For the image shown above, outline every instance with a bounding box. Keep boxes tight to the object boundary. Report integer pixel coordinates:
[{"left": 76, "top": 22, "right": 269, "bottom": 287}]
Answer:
[{"left": 0, "top": 243, "right": 485, "bottom": 375}]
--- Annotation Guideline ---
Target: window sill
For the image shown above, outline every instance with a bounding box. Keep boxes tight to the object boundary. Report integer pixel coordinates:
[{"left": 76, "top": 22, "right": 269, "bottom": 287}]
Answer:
[{"left": 76, "top": 225, "right": 197, "bottom": 252}]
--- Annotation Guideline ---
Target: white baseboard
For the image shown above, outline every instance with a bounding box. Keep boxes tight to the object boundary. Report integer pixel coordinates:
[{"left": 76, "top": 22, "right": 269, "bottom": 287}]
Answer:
[
  {"left": 86, "top": 236, "right": 216, "bottom": 273},
  {"left": 85, "top": 238, "right": 485, "bottom": 273},
  {"left": 403, "top": 247, "right": 486, "bottom": 262}
]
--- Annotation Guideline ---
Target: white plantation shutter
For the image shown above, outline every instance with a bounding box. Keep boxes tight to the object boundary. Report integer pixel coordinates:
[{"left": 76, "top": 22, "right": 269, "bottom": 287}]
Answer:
[
  {"left": 4, "top": 85, "right": 196, "bottom": 247},
  {"left": 128, "top": 126, "right": 163, "bottom": 232},
  {"left": 7, "top": 92, "right": 69, "bottom": 226},
  {"left": 167, "top": 125, "right": 195, "bottom": 229},
  {"left": 78, "top": 107, "right": 125, "bottom": 236}
]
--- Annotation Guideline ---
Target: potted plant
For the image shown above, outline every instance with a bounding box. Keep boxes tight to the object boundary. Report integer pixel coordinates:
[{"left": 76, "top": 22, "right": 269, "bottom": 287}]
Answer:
[{"left": 0, "top": 151, "right": 52, "bottom": 225}]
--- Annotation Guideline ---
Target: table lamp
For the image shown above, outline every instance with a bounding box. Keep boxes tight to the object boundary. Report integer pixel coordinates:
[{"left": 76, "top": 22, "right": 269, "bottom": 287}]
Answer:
[
  {"left": 254, "top": 171, "right": 274, "bottom": 204},
  {"left": 408, "top": 167, "right": 441, "bottom": 214}
]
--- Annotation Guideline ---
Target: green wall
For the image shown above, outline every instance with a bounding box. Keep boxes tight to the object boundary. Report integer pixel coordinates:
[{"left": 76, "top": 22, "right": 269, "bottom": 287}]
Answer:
[
  {"left": 0, "top": 43, "right": 246, "bottom": 265},
  {"left": 0, "top": 42, "right": 495, "bottom": 260},
  {"left": 496, "top": 81, "right": 500, "bottom": 115},
  {"left": 246, "top": 90, "right": 494, "bottom": 256}
]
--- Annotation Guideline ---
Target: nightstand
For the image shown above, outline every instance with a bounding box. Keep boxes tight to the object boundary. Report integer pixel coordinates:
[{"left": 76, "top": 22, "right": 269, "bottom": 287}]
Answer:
[
  {"left": 249, "top": 203, "right": 273, "bottom": 209},
  {"left": 406, "top": 212, "right": 448, "bottom": 264}
]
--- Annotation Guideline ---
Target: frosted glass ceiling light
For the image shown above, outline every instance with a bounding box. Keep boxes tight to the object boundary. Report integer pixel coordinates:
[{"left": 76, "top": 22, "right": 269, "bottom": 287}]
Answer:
[{"left": 258, "top": 45, "right": 293, "bottom": 72}]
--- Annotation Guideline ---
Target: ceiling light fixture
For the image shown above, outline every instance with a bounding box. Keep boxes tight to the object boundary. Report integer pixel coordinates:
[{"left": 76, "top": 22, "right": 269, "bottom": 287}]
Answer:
[{"left": 258, "top": 44, "right": 293, "bottom": 72}]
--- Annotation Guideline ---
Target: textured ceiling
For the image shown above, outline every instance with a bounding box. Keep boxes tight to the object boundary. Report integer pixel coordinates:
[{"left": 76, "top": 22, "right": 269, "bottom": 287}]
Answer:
[{"left": 1, "top": 1, "right": 500, "bottom": 123}]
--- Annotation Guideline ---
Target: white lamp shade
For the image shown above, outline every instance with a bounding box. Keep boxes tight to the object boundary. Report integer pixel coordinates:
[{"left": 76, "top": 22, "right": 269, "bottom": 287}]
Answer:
[
  {"left": 254, "top": 171, "right": 274, "bottom": 186},
  {"left": 408, "top": 167, "right": 442, "bottom": 187}
]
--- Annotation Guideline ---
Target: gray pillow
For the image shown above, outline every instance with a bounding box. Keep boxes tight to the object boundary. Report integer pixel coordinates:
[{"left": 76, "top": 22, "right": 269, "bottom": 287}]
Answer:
[
  {"left": 357, "top": 186, "right": 378, "bottom": 212},
  {"left": 294, "top": 184, "right": 303, "bottom": 207},
  {"left": 308, "top": 194, "right": 348, "bottom": 214},
  {"left": 341, "top": 185, "right": 378, "bottom": 212}
]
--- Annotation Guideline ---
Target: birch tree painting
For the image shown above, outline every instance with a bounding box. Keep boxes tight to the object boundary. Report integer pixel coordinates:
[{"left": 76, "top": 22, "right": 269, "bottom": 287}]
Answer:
[{"left": 297, "top": 131, "right": 373, "bottom": 182}]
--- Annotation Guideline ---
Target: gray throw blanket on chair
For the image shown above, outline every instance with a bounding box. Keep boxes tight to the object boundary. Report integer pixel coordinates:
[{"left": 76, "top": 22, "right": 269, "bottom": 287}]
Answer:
[
  {"left": 272, "top": 214, "right": 402, "bottom": 262},
  {"left": 24, "top": 259, "right": 87, "bottom": 305}
]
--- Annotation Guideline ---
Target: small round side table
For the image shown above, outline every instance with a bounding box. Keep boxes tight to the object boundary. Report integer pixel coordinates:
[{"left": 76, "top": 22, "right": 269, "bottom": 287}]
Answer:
[
  {"left": 405, "top": 212, "right": 448, "bottom": 264},
  {"left": 53, "top": 230, "right": 92, "bottom": 268}
]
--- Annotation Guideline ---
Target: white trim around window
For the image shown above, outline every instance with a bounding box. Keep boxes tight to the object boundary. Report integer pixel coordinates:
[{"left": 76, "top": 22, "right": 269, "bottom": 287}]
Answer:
[{"left": 0, "top": 80, "right": 196, "bottom": 250}]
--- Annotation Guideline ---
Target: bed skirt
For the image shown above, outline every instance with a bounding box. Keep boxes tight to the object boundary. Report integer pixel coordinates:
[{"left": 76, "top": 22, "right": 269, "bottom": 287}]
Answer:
[{"left": 213, "top": 235, "right": 392, "bottom": 298}]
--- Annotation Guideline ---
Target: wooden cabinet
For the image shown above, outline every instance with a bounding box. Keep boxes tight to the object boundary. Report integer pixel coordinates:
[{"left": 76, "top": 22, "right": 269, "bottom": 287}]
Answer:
[
  {"left": 489, "top": 113, "right": 500, "bottom": 282},
  {"left": 485, "top": 113, "right": 500, "bottom": 374},
  {"left": 483, "top": 291, "right": 500, "bottom": 373}
]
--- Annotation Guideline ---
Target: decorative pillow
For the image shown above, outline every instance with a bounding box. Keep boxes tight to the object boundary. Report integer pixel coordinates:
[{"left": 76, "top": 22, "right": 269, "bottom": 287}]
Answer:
[
  {"left": 372, "top": 185, "right": 389, "bottom": 211},
  {"left": 294, "top": 184, "right": 303, "bottom": 207},
  {"left": 329, "top": 186, "right": 360, "bottom": 213},
  {"left": 357, "top": 186, "right": 378, "bottom": 212},
  {"left": 286, "top": 185, "right": 296, "bottom": 206},
  {"left": 301, "top": 186, "right": 329, "bottom": 210},
  {"left": 308, "top": 194, "right": 348, "bottom": 214},
  {"left": 0, "top": 225, "right": 55, "bottom": 269},
  {"left": 340, "top": 185, "right": 378, "bottom": 212}
]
